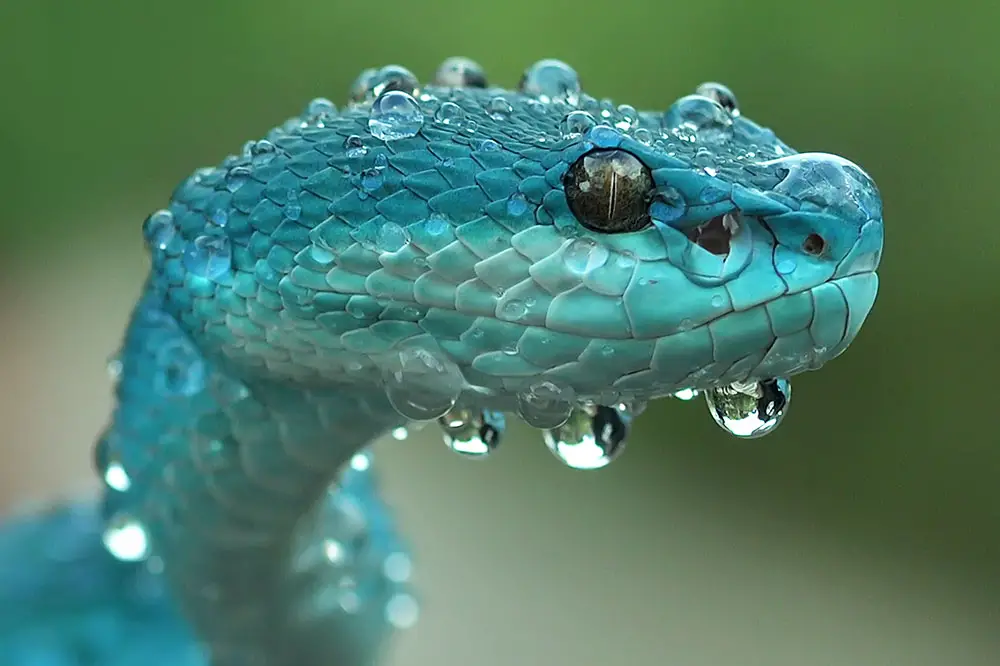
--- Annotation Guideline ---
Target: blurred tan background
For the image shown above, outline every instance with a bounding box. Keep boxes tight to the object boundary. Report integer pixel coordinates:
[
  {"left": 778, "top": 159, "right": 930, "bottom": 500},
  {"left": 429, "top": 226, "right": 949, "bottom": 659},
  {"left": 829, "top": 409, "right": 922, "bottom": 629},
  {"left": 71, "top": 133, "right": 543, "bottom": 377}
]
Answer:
[{"left": 1, "top": 1, "right": 998, "bottom": 664}]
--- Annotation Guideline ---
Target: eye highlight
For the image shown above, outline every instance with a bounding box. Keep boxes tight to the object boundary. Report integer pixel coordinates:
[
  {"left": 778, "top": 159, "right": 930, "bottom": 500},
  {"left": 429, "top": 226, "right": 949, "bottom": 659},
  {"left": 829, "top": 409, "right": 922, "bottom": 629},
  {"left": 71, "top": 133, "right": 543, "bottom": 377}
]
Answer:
[{"left": 564, "top": 149, "right": 654, "bottom": 233}]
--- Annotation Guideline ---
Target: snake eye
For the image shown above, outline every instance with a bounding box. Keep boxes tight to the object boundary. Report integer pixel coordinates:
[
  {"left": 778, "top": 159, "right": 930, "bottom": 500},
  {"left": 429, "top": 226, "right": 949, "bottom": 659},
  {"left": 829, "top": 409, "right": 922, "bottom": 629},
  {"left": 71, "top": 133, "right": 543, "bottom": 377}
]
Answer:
[{"left": 564, "top": 149, "right": 654, "bottom": 233}]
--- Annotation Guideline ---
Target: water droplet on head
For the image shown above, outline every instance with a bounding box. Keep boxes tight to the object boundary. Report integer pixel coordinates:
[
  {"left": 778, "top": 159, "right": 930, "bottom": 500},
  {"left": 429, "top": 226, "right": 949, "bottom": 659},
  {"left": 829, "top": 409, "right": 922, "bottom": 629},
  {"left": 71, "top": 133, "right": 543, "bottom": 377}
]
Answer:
[
  {"left": 102, "top": 513, "right": 150, "bottom": 562},
  {"left": 304, "top": 97, "right": 337, "bottom": 125},
  {"left": 665, "top": 95, "right": 734, "bottom": 143},
  {"left": 615, "top": 104, "right": 638, "bottom": 130},
  {"left": 424, "top": 214, "right": 449, "bottom": 236},
  {"left": 183, "top": 234, "right": 232, "bottom": 280},
  {"left": 225, "top": 166, "right": 251, "bottom": 193},
  {"left": 695, "top": 82, "right": 740, "bottom": 116},
  {"left": 433, "top": 56, "right": 488, "bottom": 88},
  {"left": 560, "top": 110, "right": 597, "bottom": 138},
  {"left": 543, "top": 404, "right": 631, "bottom": 470},
  {"left": 705, "top": 378, "right": 791, "bottom": 438},
  {"left": 632, "top": 127, "right": 653, "bottom": 145},
  {"left": 486, "top": 96, "right": 513, "bottom": 121},
  {"left": 349, "top": 68, "right": 378, "bottom": 104},
  {"left": 377, "top": 222, "right": 409, "bottom": 252},
  {"left": 519, "top": 59, "right": 581, "bottom": 104},
  {"left": 383, "top": 348, "right": 465, "bottom": 420},
  {"left": 369, "top": 91, "right": 424, "bottom": 141},
  {"left": 777, "top": 259, "right": 797, "bottom": 275},
  {"left": 516, "top": 381, "right": 574, "bottom": 429},
  {"left": 143, "top": 209, "right": 177, "bottom": 251},
  {"left": 343, "top": 135, "right": 368, "bottom": 159},
  {"left": 433, "top": 101, "right": 466, "bottom": 126},
  {"left": 438, "top": 408, "right": 505, "bottom": 457},
  {"left": 506, "top": 193, "right": 529, "bottom": 218},
  {"left": 649, "top": 187, "right": 686, "bottom": 223},
  {"left": 249, "top": 140, "right": 277, "bottom": 166},
  {"left": 564, "top": 238, "right": 610, "bottom": 275},
  {"left": 365, "top": 65, "right": 420, "bottom": 100},
  {"left": 391, "top": 426, "right": 409, "bottom": 441}
]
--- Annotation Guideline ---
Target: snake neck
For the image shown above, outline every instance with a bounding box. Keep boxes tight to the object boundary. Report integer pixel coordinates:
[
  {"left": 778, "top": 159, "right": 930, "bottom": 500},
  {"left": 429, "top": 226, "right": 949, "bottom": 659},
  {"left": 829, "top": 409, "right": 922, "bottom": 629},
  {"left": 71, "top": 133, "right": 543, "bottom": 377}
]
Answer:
[{"left": 99, "top": 287, "right": 412, "bottom": 666}]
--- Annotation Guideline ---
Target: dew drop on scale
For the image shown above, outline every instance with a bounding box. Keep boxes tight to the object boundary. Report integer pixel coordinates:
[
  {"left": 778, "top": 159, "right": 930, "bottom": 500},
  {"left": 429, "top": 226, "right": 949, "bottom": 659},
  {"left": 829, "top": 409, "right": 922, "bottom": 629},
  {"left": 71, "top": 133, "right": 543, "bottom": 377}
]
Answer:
[
  {"left": 383, "top": 348, "right": 464, "bottom": 421},
  {"left": 705, "top": 378, "right": 791, "bottom": 438},
  {"left": 368, "top": 90, "right": 424, "bottom": 141},
  {"left": 438, "top": 408, "right": 505, "bottom": 458},
  {"left": 543, "top": 404, "right": 631, "bottom": 470}
]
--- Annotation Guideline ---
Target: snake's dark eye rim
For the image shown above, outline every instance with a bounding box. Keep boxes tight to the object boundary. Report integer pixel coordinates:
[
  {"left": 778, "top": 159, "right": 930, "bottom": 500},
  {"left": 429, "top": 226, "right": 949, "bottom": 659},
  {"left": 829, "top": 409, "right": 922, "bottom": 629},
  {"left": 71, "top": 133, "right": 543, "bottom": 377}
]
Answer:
[
  {"left": 564, "top": 148, "right": 654, "bottom": 234},
  {"left": 684, "top": 212, "right": 740, "bottom": 256},
  {"left": 802, "top": 233, "right": 827, "bottom": 256}
]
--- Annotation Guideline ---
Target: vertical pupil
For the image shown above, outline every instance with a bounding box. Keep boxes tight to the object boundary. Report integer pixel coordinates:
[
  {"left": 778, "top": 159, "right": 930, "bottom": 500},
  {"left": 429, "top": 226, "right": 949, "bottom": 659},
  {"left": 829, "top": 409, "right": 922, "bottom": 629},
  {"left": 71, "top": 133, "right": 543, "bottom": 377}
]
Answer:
[{"left": 564, "top": 149, "right": 653, "bottom": 233}]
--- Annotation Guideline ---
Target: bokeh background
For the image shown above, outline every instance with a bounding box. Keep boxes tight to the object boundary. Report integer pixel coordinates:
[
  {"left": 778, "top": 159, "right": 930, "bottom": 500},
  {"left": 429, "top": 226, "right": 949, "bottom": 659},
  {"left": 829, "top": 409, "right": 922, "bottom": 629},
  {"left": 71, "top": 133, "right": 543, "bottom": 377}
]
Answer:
[{"left": 1, "top": 1, "right": 998, "bottom": 664}]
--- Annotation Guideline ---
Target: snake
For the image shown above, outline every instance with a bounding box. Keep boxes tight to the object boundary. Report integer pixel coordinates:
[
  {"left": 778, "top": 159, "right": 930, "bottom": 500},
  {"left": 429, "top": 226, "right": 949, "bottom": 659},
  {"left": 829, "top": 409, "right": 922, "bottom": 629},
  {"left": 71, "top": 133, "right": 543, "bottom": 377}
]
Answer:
[{"left": 0, "top": 57, "right": 883, "bottom": 666}]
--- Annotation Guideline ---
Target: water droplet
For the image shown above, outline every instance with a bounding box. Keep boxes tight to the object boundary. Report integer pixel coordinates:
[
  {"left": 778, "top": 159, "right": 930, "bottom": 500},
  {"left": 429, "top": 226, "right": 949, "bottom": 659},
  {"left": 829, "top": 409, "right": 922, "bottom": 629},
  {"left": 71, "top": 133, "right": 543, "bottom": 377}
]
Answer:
[
  {"left": 285, "top": 191, "right": 302, "bottom": 221},
  {"left": 383, "top": 348, "right": 465, "bottom": 420},
  {"left": 633, "top": 127, "right": 653, "bottom": 145},
  {"left": 343, "top": 135, "right": 368, "bottom": 159},
  {"left": 433, "top": 101, "right": 465, "bottom": 125},
  {"left": 377, "top": 222, "right": 409, "bottom": 252},
  {"left": 777, "top": 259, "right": 797, "bottom": 274},
  {"left": 368, "top": 90, "right": 424, "bottom": 141},
  {"left": 705, "top": 378, "right": 791, "bottom": 438},
  {"left": 304, "top": 97, "right": 337, "bottom": 125},
  {"left": 249, "top": 140, "right": 277, "bottom": 166},
  {"left": 695, "top": 82, "right": 740, "bottom": 116},
  {"left": 672, "top": 388, "right": 699, "bottom": 401},
  {"left": 560, "top": 110, "right": 596, "bottom": 138},
  {"left": 385, "top": 593, "right": 420, "bottom": 629},
  {"left": 564, "top": 238, "right": 609, "bottom": 275},
  {"left": 519, "top": 59, "right": 581, "bottom": 104},
  {"left": 370, "top": 65, "right": 420, "bottom": 98},
  {"left": 103, "top": 457, "right": 131, "bottom": 492},
  {"left": 391, "top": 426, "right": 409, "bottom": 441},
  {"left": 615, "top": 104, "right": 638, "bottom": 130},
  {"left": 382, "top": 552, "right": 412, "bottom": 582},
  {"left": 711, "top": 294, "right": 725, "bottom": 308},
  {"left": 664, "top": 95, "right": 734, "bottom": 143},
  {"left": 543, "top": 404, "right": 630, "bottom": 470},
  {"left": 143, "top": 209, "right": 177, "bottom": 251},
  {"left": 102, "top": 513, "right": 150, "bottom": 562},
  {"left": 183, "top": 234, "right": 232, "bottom": 280},
  {"left": 434, "top": 56, "right": 487, "bottom": 88},
  {"left": 477, "top": 138, "right": 500, "bottom": 152},
  {"left": 486, "top": 96, "right": 513, "bottom": 121},
  {"left": 506, "top": 193, "right": 528, "bottom": 218},
  {"left": 501, "top": 299, "right": 527, "bottom": 321},
  {"left": 350, "top": 452, "right": 371, "bottom": 471},
  {"left": 516, "top": 381, "right": 574, "bottom": 429},
  {"left": 424, "top": 214, "right": 449, "bottom": 236},
  {"left": 349, "top": 68, "right": 378, "bottom": 104},
  {"left": 438, "top": 408, "right": 505, "bottom": 457},
  {"left": 225, "top": 166, "right": 251, "bottom": 192},
  {"left": 359, "top": 166, "right": 384, "bottom": 193},
  {"left": 157, "top": 338, "right": 206, "bottom": 397},
  {"left": 106, "top": 356, "right": 123, "bottom": 380},
  {"left": 323, "top": 539, "right": 347, "bottom": 566}
]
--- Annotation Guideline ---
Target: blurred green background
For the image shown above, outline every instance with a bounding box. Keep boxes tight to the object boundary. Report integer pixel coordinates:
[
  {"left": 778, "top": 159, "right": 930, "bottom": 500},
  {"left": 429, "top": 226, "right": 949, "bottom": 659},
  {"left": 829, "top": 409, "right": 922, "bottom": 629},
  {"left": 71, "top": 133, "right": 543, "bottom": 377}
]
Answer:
[{"left": 1, "top": 1, "right": 998, "bottom": 664}]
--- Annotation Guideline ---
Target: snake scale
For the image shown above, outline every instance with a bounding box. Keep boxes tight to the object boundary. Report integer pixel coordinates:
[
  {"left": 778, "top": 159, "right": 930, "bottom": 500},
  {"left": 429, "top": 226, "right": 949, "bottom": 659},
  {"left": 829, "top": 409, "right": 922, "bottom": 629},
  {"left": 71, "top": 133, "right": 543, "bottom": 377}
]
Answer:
[{"left": 0, "top": 57, "right": 883, "bottom": 666}]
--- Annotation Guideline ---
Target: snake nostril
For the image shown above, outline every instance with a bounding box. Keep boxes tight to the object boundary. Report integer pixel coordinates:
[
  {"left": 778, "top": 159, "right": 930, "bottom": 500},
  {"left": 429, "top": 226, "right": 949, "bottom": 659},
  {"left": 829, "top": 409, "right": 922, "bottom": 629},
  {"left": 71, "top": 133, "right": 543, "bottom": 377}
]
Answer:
[
  {"left": 802, "top": 233, "right": 826, "bottom": 256},
  {"left": 683, "top": 213, "right": 738, "bottom": 256}
]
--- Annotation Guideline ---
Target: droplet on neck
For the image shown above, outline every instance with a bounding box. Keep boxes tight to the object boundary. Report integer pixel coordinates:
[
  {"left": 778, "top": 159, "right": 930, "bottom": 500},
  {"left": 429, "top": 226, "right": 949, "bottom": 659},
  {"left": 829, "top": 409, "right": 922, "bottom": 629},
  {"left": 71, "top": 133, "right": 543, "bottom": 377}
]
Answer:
[
  {"left": 664, "top": 94, "right": 734, "bottom": 143},
  {"left": 542, "top": 404, "right": 631, "bottom": 470},
  {"left": 560, "top": 110, "right": 596, "bottom": 138},
  {"left": 438, "top": 408, "right": 505, "bottom": 457},
  {"left": 103, "top": 457, "right": 131, "bottom": 492},
  {"left": 183, "top": 234, "right": 232, "bottom": 280},
  {"left": 705, "top": 378, "right": 791, "bottom": 438},
  {"left": 368, "top": 90, "right": 424, "bottom": 141},
  {"left": 102, "top": 513, "right": 150, "bottom": 562},
  {"left": 143, "top": 209, "right": 177, "bottom": 251}
]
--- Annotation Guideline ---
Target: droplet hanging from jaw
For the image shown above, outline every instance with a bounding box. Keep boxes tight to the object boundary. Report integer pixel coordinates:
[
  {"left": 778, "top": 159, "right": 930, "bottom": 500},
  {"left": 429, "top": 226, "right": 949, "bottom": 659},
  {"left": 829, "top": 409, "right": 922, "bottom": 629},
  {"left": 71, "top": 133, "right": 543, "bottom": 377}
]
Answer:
[
  {"left": 542, "top": 403, "right": 632, "bottom": 470},
  {"left": 704, "top": 378, "right": 791, "bottom": 438},
  {"left": 438, "top": 408, "right": 505, "bottom": 458}
]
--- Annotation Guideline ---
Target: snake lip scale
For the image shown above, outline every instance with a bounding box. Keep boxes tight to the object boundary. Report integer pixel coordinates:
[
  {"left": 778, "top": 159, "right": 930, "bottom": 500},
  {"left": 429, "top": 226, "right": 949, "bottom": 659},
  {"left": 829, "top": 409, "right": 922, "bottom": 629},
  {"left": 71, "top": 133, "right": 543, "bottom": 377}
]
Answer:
[{"left": 0, "top": 58, "right": 882, "bottom": 666}]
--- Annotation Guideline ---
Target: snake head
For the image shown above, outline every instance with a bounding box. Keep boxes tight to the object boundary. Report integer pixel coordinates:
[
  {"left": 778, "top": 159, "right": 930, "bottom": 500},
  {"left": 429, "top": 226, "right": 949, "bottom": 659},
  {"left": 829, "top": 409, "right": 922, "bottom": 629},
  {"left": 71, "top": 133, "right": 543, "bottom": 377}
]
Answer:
[{"left": 147, "top": 61, "right": 883, "bottom": 449}]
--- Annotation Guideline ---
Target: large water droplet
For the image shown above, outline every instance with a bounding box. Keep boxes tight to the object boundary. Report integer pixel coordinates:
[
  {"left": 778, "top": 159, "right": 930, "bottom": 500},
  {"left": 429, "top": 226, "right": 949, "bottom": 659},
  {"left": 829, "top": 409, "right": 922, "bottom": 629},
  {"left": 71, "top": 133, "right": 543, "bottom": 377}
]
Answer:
[
  {"left": 695, "top": 82, "right": 739, "bottom": 116},
  {"left": 143, "top": 209, "right": 177, "bottom": 251},
  {"left": 249, "top": 139, "right": 278, "bottom": 166},
  {"left": 434, "top": 56, "right": 487, "bottom": 88},
  {"left": 516, "top": 381, "right": 574, "bottom": 429},
  {"left": 102, "top": 513, "right": 150, "bottom": 562},
  {"left": 303, "top": 97, "right": 337, "bottom": 126},
  {"left": 560, "top": 110, "right": 596, "bottom": 138},
  {"left": 563, "top": 238, "right": 610, "bottom": 276},
  {"left": 370, "top": 65, "right": 420, "bottom": 98},
  {"left": 705, "top": 378, "right": 790, "bottom": 438},
  {"left": 519, "top": 59, "right": 581, "bottom": 104},
  {"left": 183, "top": 234, "right": 232, "bottom": 280},
  {"left": 369, "top": 91, "right": 424, "bottom": 141},
  {"left": 543, "top": 404, "right": 630, "bottom": 470},
  {"left": 383, "top": 348, "right": 465, "bottom": 420},
  {"left": 438, "top": 408, "right": 505, "bottom": 457},
  {"left": 349, "top": 68, "right": 378, "bottom": 104},
  {"left": 664, "top": 95, "right": 733, "bottom": 143}
]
